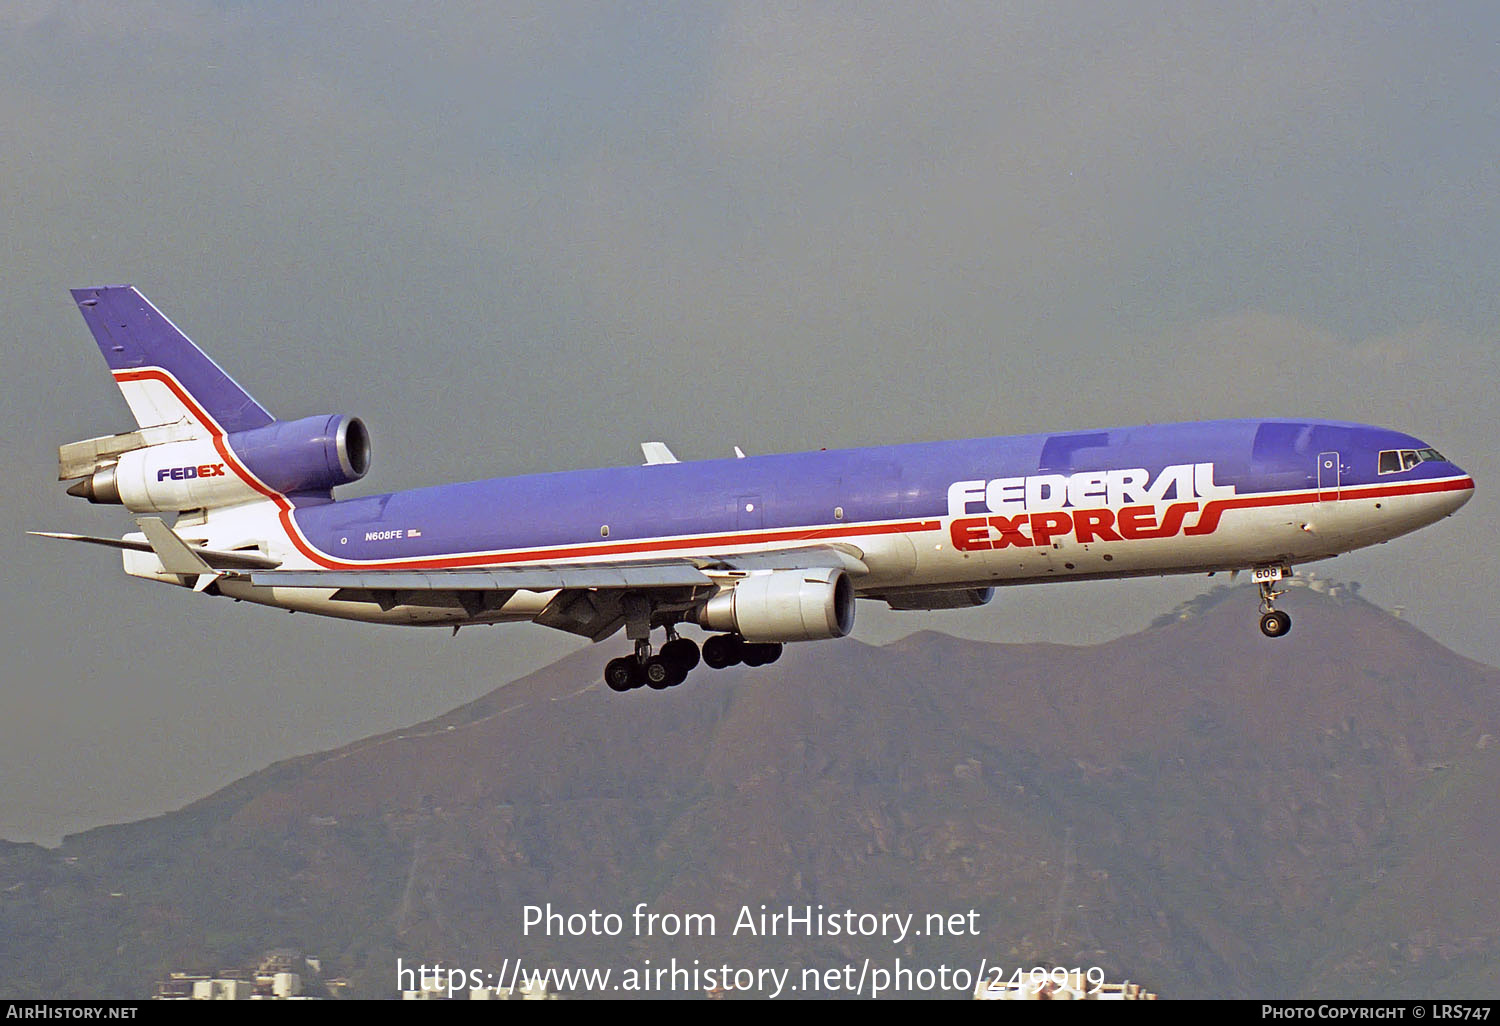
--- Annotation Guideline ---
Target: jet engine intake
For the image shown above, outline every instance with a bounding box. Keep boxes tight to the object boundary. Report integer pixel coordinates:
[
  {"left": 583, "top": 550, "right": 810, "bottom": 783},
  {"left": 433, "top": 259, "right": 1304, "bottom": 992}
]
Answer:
[
  {"left": 230, "top": 414, "right": 371, "bottom": 495},
  {"left": 72, "top": 414, "right": 371, "bottom": 511}
]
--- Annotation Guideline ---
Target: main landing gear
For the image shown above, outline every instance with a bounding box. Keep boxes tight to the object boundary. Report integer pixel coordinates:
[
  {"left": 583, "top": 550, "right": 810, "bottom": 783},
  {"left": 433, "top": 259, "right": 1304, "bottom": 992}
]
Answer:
[
  {"left": 1257, "top": 576, "right": 1292, "bottom": 639},
  {"left": 702, "top": 633, "right": 783, "bottom": 669},
  {"left": 604, "top": 631, "right": 782, "bottom": 693}
]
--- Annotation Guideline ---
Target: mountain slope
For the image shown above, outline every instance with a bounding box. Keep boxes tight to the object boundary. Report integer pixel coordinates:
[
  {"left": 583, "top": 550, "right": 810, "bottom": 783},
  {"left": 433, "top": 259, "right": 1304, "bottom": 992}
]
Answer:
[{"left": 2, "top": 584, "right": 1497, "bottom": 998}]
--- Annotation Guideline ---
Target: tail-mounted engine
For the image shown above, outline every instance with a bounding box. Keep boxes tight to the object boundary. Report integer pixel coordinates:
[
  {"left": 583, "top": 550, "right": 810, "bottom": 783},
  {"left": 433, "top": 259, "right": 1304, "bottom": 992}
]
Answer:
[
  {"left": 63, "top": 414, "right": 371, "bottom": 511},
  {"left": 696, "top": 567, "right": 856, "bottom": 642}
]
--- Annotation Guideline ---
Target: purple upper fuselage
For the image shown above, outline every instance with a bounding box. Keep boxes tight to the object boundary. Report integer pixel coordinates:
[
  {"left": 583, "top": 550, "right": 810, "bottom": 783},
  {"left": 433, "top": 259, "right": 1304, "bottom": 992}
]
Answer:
[
  {"left": 64, "top": 286, "right": 1469, "bottom": 571},
  {"left": 290, "top": 419, "right": 1462, "bottom": 562}
]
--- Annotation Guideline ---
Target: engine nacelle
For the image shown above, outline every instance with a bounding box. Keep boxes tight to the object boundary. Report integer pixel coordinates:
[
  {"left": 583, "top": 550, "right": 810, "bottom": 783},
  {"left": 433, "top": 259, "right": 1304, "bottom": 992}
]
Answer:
[
  {"left": 883, "top": 586, "right": 994, "bottom": 611},
  {"left": 697, "top": 567, "right": 856, "bottom": 642},
  {"left": 228, "top": 414, "right": 371, "bottom": 496},
  {"left": 106, "top": 437, "right": 252, "bottom": 511},
  {"left": 72, "top": 414, "right": 371, "bottom": 512}
]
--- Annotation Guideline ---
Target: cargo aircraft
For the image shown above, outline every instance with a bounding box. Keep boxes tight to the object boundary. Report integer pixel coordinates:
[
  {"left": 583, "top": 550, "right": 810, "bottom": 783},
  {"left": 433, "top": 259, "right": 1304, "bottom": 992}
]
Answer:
[{"left": 37, "top": 287, "right": 1474, "bottom": 692}]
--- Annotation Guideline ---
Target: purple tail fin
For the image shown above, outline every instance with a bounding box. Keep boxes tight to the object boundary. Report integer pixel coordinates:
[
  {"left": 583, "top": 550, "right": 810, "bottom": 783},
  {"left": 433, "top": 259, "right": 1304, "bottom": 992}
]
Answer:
[{"left": 71, "top": 286, "right": 274, "bottom": 432}]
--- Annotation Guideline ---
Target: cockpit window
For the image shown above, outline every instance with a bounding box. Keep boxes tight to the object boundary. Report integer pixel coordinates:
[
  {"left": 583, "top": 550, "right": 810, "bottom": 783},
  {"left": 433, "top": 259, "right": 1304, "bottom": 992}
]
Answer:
[{"left": 1379, "top": 448, "right": 1446, "bottom": 474}]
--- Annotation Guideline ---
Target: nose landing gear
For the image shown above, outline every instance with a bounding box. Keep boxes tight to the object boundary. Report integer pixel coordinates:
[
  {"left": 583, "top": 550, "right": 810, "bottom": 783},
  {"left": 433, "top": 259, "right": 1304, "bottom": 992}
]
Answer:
[{"left": 1256, "top": 572, "right": 1292, "bottom": 638}]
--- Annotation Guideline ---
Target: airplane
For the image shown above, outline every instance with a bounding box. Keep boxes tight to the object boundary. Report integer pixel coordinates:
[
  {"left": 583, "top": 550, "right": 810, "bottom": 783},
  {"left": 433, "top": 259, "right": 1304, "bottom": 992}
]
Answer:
[{"left": 37, "top": 286, "right": 1475, "bottom": 693}]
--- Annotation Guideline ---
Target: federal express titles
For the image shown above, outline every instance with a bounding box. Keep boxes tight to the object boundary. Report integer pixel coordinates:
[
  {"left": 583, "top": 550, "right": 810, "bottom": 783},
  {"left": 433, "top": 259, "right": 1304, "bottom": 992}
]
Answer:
[{"left": 945, "top": 462, "right": 1237, "bottom": 550}]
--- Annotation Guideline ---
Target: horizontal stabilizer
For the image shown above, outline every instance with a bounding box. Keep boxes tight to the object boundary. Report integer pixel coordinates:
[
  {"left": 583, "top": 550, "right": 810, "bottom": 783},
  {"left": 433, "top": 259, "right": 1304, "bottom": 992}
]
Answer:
[{"left": 29, "top": 530, "right": 281, "bottom": 570}]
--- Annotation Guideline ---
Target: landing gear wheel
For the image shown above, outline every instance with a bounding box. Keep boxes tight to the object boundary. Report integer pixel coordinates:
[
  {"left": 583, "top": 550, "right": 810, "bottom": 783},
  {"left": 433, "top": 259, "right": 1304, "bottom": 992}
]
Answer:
[
  {"left": 1259, "top": 610, "right": 1292, "bottom": 638},
  {"left": 643, "top": 657, "right": 675, "bottom": 690},
  {"left": 741, "top": 642, "right": 783, "bottom": 667},
  {"left": 604, "top": 657, "right": 637, "bottom": 692},
  {"left": 660, "top": 638, "right": 700, "bottom": 675},
  {"left": 702, "top": 634, "right": 743, "bottom": 669}
]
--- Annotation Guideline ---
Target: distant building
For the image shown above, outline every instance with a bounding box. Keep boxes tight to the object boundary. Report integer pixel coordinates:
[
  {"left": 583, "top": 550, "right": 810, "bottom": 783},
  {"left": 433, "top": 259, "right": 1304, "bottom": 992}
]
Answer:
[
  {"left": 974, "top": 971, "right": 1157, "bottom": 1000},
  {"left": 471, "top": 981, "right": 557, "bottom": 1001},
  {"left": 259, "top": 948, "right": 303, "bottom": 974},
  {"left": 154, "top": 973, "right": 207, "bottom": 1000},
  {"left": 192, "top": 977, "right": 256, "bottom": 1001},
  {"left": 401, "top": 976, "right": 448, "bottom": 1000},
  {"left": 255, "top": 972, "right": 302, "bottom": 999},
  {"left": 155, "top": 948, "right": 320, "bottom": 1000}
]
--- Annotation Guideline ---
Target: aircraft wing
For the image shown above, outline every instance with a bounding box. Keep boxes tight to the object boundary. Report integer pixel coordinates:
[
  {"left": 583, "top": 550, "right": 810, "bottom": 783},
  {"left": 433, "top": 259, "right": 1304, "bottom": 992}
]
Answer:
[
  {"left": 248, "top": 544, "right": 868, "bottom": 592},
  {"left": 702, "top": 545, "right": 868, "bottom": 575},
  {"left": 247, "top": 544, "right": 868, "bottom": 642},
  {"left": 250, "top": 563, "right": 715, "bottom": 592}
]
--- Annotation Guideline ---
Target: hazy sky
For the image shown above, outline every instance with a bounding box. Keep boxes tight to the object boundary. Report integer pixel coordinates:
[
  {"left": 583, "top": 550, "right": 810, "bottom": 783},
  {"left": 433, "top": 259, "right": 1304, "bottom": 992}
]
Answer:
[{"left": 2, "top": 2, "right": 1495, "bottom": 845}]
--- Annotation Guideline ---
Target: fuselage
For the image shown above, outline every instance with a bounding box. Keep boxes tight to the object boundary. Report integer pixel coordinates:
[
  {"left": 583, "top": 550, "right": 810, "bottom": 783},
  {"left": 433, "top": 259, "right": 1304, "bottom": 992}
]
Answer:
[
  {"left": 55, "top": 286, "right": 1475, "bottom": 689},
  {"left": 217, "top": 417, "right": 1472, "bottom": 626}
]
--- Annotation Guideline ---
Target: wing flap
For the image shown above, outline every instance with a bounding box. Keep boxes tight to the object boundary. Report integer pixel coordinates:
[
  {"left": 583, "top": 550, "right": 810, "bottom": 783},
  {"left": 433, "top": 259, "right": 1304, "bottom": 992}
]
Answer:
[
  {"left": 250, "top": 563, "right": 714, "bottom": 592},
  {"left": 249, "top": 544, "right": 866, "bottom": 593},
  {"left": 700, "top": 545, "right": 869, "bottom": 576}
]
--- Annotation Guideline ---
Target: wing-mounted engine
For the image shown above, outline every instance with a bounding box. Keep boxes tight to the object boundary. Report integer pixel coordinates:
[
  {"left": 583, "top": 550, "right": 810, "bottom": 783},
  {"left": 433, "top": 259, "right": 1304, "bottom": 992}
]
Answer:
[
  {"left": 696, "top": 567, "right": 855, "bottom": 642},
  {"left": 63, "top": 414, "right": 371, "bottom": 511}
]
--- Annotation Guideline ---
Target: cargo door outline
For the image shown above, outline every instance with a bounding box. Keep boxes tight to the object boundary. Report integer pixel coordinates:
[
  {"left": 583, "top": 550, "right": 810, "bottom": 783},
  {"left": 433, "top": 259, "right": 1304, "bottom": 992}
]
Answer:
[
  {"left": 1317, "top": 451, "right": 1340, "bottom": 502},
  {"left": 735, "top": 494, "right": 764, "bottom": 532}
]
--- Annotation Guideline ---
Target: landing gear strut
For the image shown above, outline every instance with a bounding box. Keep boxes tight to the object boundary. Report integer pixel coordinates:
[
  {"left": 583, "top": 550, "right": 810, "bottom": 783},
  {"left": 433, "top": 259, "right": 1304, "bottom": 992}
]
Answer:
[{"left": 1257, "top": 575, "right": 1292, "bottom": 638}]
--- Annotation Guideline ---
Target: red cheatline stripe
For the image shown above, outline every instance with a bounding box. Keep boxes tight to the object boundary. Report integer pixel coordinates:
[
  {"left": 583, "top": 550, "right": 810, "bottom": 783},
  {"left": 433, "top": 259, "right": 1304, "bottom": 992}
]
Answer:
[
  {"left": 335, "top": 519, "right": 945, "bottom": 571},
  {"left": 115, "top": 368, "right": 941, "bottom": 570},
  {"left": 1185, "top": 475, "right": 1474, "bottom": 536},
  {"left": 111, "top": 366, "right": 1475, "bottom": 570},
  {"left": 116, "top": 368, "right": 327, "bottom": 564}
]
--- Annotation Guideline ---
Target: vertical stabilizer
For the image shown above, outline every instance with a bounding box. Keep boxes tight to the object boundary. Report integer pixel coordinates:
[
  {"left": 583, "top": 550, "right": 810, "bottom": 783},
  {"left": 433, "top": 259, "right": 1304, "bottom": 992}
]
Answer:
[{"left": 71, "top": 286, "right": 274, "bottom": 432}]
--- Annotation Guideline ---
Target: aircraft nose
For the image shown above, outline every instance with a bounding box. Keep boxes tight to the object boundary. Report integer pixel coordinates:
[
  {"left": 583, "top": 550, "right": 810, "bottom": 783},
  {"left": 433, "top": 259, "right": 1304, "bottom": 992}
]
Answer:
[{"left": 1440, "top": 462, "right": 1475, "bottom": 514}]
